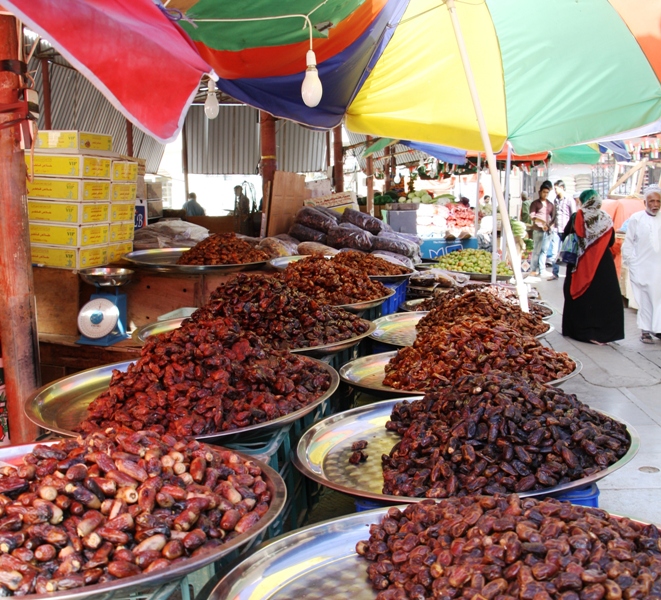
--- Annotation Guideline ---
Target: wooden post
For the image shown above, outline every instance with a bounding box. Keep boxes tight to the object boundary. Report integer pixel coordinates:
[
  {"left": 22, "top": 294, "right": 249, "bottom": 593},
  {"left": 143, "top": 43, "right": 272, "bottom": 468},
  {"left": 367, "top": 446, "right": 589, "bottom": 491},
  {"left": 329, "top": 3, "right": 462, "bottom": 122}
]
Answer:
[
  {"left": 325, "top": 131, "right": 331, "bottom": 171},
  {"left": 40, "top": 57, "right": 52, "bottom": 130},
  {"left": 126, "top": 119, "right": 134, "bottom": 157},
  {"left": 182, "top": 119, "right": 189, "bottom": 201},
  {"left": 260, "top": 111, "right": 276, "bottom": 210},
  {"left": 384, "top": 146, "right": 392, "bottom": 191},
  {"left": 0, "top": 15, "right": 41, "bottom": 443},
  {"left": 366, "top": 135, "right": 374, "bottom": 216},
  {"left": 333, "top": 125, "right": 343, "bottom": 192}
]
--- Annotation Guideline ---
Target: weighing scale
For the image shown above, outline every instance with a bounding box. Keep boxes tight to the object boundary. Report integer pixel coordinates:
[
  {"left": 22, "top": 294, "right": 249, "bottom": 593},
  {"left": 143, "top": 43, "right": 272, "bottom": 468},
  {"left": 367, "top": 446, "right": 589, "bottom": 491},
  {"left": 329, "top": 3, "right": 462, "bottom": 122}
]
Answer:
[{"left": 76, "top": 268, "right": 134, "bottom": 346}]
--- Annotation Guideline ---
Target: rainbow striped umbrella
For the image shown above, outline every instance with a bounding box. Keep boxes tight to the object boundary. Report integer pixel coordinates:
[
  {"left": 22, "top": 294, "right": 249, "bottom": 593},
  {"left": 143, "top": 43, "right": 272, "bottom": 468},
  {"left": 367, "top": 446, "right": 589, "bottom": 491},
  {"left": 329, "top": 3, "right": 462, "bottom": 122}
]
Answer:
[{"left": 175, "top": 0, "right": 661, "bottom": 154}]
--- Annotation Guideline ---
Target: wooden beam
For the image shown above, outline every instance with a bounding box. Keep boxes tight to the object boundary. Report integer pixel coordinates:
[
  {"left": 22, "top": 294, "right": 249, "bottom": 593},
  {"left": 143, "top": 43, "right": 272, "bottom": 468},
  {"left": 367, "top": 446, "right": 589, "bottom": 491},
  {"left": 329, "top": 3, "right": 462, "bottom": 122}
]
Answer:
[
  {"left": 333, "top": 125, "right": 343, "bottom": 192},
  {"left": 0, "top": 15, "right": 40, "bottom": 443}
]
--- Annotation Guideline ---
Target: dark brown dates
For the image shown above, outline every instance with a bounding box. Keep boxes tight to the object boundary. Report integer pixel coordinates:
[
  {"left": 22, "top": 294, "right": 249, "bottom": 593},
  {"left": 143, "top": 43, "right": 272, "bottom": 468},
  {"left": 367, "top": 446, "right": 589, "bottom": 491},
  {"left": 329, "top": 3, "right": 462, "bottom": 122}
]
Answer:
[
  {"left": 176, "top": 233, "right": 270, "bottom": 265},
  {"left": 357, "top": 496, "right": 661, "bottom": 600},
  {"left": 381, "top": 371, "right": 630, "bottom": 498}
]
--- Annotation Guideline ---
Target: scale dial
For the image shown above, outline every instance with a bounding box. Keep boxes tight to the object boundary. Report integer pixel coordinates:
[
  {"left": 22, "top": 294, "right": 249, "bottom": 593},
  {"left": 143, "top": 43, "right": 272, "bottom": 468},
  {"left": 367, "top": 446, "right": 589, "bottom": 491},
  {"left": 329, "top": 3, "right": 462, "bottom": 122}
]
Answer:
[{"left": 77, "top": 298, "right": 120, "bottom": 339}]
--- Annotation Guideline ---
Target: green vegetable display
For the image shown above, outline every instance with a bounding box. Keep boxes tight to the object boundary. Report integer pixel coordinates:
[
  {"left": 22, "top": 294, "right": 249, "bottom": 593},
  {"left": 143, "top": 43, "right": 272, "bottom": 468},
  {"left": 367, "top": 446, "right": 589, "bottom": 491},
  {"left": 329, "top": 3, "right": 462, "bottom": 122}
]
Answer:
[{"left": 436, "top": 248, "right": 513, "bottom": 276}]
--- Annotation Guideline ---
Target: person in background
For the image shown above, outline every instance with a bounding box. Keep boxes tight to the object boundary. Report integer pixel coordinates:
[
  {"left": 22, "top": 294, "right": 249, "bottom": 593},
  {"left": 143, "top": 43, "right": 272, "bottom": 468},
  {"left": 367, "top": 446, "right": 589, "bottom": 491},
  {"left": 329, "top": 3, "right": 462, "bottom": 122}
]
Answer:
[
  {"left": 528, "top": 181, "right": 556, "bottom": 277},
  {"left": 234, "top": 185, "right": 252, "bottom": 235},
  {"left": 520, "top": 191, "right": 531, "bottom": 224},
  {"left": 478, "top": 194, "right": 492, "bottom": 218},
  {"left": 183, "top": 192, "right": 205, "bottom": 216},
  {"left": 562, "top": 189, "right": 624, "bottom": 345},
  {"left": 459, "top": 196, "right": 471, "bottom": 208},
  {"left": 547, "top": 180, "right": 576, "bottom": 280},
  {"left": 622, "top": 185, "right": 661, "bottom": 344}
]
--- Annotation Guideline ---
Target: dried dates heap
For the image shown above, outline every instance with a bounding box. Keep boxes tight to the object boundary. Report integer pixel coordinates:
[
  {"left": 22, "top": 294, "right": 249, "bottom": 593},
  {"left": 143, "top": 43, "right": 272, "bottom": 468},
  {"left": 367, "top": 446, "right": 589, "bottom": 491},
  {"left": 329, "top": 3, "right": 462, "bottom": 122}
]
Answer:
[
  {"left": 80, "top": 317, "right": 332, "bottom": 437},
  {"left": 176, "top": 233, "right": 270, "bottom": 266},
  {"left": 417, "top": 291, "right": 550, "bottom": 338},
  {"left": 280, "top": 255, "right": 390, "bottom": 305},
  {"left": 0, "top": 429, "right": 273, "bottom": 594},
  {"left": 189, "top": 273, "right": 370, "bottom": 350},
  {"left": 357, "top": 495, "right": 661, "bottom": 600},
  {"left": 330, "top": 251, "right": 411, "bottom": 276},
  {"left": 383, "top": 318, "right": 574, "bottom": 391},
  {"left": 382, "top": 370, "right": 630, "bottom": 498}
]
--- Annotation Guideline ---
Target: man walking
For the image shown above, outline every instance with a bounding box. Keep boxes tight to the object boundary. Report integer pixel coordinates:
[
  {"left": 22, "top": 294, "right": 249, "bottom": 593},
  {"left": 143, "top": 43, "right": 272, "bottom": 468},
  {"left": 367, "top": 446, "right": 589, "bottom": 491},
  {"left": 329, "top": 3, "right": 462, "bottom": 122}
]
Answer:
[
  {"left": 528, "top": 181, "right": 556, "bottom": 277},
  {"left": 622, "top": 185, "right": 661, "bottom": 343},
  {"left": 548, "top": 180, "right": 576, "bottom": 280}
]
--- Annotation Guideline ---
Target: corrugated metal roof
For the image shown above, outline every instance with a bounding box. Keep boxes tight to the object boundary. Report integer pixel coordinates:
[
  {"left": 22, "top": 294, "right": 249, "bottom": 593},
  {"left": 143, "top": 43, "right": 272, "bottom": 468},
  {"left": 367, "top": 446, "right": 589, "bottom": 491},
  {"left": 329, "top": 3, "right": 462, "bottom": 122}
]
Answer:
[
  {"left": 184, "top": 105, "right": 328, "bottom": 175},
  {"left": 184, "top": 104, "right": 259, "bottom": 175},
  {"left": 275, "top": 119, "right": 327, "bottom": 173},
  {"left": 29, "top": 55, "right": 165, "bottom": 174},
  {"left": 346, "top": 131, "right": 428, "bottom": 171}
]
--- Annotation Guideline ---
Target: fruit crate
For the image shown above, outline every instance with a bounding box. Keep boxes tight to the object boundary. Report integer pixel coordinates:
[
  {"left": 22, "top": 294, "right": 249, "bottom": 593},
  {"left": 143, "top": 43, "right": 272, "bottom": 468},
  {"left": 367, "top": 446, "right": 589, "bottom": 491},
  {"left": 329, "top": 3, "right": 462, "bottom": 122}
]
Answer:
[{"left": 364, "top": 280, "right": 409, "bottom": 320}]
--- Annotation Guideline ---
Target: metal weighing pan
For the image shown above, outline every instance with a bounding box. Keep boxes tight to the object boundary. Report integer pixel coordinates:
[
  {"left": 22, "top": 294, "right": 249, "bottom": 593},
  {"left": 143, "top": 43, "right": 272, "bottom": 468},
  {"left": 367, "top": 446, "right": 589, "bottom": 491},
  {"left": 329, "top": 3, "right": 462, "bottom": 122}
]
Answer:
[
  {"left": 25, "top": 358, "right": 340, "bottom": 444},
  {"left": 369, "top": 312, "right": 554, "bottom": 347},
  {"left": 0, "top": 441, "right": 286, "bottom": 600},
  {"left": 123, "top": 248, "right": 268, "bottom": 274},
  {"left": 135, "top": 318, "right": 377, "bottom": 358},
  {"left": 339, "top": 351, "right": 583, "bottom": 395},
  {"left": 268, "top": 255, "right": 322, "bottom": 271},
  {"left": 293, "top": 398, "right": 640, "bottom": 504}
]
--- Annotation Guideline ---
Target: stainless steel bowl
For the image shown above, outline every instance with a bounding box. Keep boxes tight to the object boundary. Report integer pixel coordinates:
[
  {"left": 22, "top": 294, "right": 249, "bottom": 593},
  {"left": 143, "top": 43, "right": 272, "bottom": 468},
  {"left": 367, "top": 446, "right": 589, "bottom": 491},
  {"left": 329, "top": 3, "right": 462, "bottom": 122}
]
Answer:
[{"left": 78, "top": 267, "right": 134, "bottom": 287}]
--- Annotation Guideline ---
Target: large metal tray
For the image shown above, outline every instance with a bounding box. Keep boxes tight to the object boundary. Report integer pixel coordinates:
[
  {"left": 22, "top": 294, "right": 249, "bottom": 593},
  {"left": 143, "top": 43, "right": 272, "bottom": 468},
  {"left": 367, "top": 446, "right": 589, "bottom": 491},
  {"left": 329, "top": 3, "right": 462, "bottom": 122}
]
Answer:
[
  {"left": 399, "top": 297, "right": 555, "bottom": 321},
  {"left": 339, "top": 351, "right": 583, "bottom": 395},
  {"left": 0, "top": 441, "right": 286, "bottom": 600},
  {"left": 269, "top": 255, "right": 414, "bottom": 283},
  {"left": 293, "top": 398, "right": 639, "bottom": 504},
  {"left": 25, "top": 358, "right": 340, "bottom": 444},
  {"left": 134, "top": 318, "right": 377, "bottom": 358},
  {"left": 207, "top": 506, "right": 649, "bottom": 600},
  {"left": 335, "top": 287, "right": 395, "bottom": 313},
  {"left": 370, "top": 312, "right": 554, "bottom": 347},
  {"left": 123, "top": 248, "right": 268, "bottom": 274},
  {"left": 448, "top": 269, "right": 512, "bottom": 282}
]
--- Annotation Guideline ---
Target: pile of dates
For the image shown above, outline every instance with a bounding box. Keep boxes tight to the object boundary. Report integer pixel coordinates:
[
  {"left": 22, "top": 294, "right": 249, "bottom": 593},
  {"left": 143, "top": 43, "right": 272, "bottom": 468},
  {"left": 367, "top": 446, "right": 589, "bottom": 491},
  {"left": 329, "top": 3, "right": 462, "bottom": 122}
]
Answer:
[
  {"left": 190, "top": 274, "right": 371, "bottom": 350},
  {"left": 357, "top": 495, "right": 661, "bottom": 600},
  {"left": 80, "top": 317, "right": 332, "bottom": 437},
  {"left": 382, "top": 371, "right": 630, "bottom": 497},
  {"left": 330, "top": 251, "right": 411, "bottom": 276},
  {"left": 383, "top": 318, "right": 574, "bottom": 391},
  {"left": 279, "top": 255, "right": 390, "bottom": 305},
  {"left": 419, "top": 286, "right": 553, "bottom": 320},
  {"left": 176, "top": 233, "right": 271, "bottom": 265},
  {"left": 417, "top": 291, "right": 550, "bottom": 338},
  {"left": 0, "top": 429, "right": 273, "bottom": 594}
]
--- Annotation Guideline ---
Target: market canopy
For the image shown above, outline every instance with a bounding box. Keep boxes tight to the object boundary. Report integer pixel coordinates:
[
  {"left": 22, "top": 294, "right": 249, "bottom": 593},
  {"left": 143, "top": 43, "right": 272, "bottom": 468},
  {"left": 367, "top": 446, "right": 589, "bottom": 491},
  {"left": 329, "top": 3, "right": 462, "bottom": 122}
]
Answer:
[{"left": 5, "top": 0, "right": 661, "bottom": 154}]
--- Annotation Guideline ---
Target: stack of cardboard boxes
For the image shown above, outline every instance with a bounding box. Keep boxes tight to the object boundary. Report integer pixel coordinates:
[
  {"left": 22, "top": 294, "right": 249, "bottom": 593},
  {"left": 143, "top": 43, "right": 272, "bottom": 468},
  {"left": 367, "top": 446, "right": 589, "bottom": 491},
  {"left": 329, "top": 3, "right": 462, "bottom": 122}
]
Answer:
[{"left": 27, "top": 131, "right": 138, "bottom": 269}]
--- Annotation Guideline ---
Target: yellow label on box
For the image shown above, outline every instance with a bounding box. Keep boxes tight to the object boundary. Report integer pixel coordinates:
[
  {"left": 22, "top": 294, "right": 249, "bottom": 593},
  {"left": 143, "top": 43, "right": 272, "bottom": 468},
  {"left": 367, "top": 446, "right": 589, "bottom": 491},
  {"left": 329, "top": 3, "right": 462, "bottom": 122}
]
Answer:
[
  {"left": 110, "top": 203, "right": 135, "bottom": 222},
  {"left": 31, "top": 244, "right": 108, "bottom": 269},
  {"left": 36, "top": 131, "right": 113, "bottom": 152},
  {"left": 26, "top": 178, "right": 111, "bottom": 201},
  {"left": 111, "top": 161, "right": 138, "bottom": 182},
  {"left": 28, "top": 201, "right": 109, "bottom": 224},
  {"left": 108, "top": 242, "right": 133, "bottom": 263},
  {"left": 109, "top": 221, "right": 135, "bottom": 242},
  {"left": 26, "top": 155, "right": 112, "bottom": 179},
  {"left": 111, "top": 183, "right": 137, "bottom": 202},
  {"left": 29, "top": 223, "right": 109, "bottom": 247}
]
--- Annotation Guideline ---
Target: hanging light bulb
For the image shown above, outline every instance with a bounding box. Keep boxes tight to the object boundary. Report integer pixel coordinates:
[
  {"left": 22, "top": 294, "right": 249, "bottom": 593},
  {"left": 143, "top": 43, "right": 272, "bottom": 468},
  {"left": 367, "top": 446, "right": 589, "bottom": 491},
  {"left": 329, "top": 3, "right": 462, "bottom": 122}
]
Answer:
[
  {"left": 301, "top": 49, "right": 323, "bottom": 107},
  {"left": 204, "top": 79, "right": 219, "bottom": 119}
]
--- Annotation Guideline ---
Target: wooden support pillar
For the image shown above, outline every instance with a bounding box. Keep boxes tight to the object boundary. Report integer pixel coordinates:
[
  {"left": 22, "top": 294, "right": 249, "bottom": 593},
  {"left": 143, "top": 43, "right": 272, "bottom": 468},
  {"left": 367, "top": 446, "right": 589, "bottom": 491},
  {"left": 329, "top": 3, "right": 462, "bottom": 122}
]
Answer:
[
  {"left": 182, "top": 120, "right": 189, "bottom": 200},
  {"left": 260, "top": 111, "right": 276, "bottom": 206},
  {"left": 126, "top": 119, "right": 134, "bottom": 157},
  {"left": 384, "top": 146, "right": 392, "bottom": 191},
  {"left": 0, "top": 15, "right": 41, "bottom": 443},
  {"left": 325, "top": 131, "right": 331, "bottom": 171},
  {"left": 40, "top": 57, "right": 52, "bottom": 130},
  {"left": 366, "top": 135, "right": 374, "bottom": 215},
  {"left": 333, "top": 125, "right": 343, "bottom": 192}
]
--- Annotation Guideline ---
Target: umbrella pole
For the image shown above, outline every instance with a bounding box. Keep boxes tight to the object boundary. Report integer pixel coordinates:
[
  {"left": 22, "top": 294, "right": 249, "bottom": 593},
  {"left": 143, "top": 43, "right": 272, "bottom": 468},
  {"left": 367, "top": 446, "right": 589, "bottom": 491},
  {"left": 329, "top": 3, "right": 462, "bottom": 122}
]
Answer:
[
  {"left": 502, "top": 143, "right": 512, "bottom": 261},
  {"left": 475, "top": 154, "right": 481, "bottom": 235},
  {"left": 446, "top": 0, "right": 528, "bottom": 311}
]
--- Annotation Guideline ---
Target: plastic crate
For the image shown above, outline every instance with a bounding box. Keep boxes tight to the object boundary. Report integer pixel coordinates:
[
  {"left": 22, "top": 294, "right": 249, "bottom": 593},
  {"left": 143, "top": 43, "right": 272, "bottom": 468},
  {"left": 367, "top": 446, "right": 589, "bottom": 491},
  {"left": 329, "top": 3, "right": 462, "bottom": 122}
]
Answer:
[
  {"left": 381, "top": 281, "right": 409, "bottom": 316},
  {"left": 546, "top": 483, "right": 600, "bottom": 508},
  {"left": 355, "top": 497, "right": 398, "bottom": 512}
]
